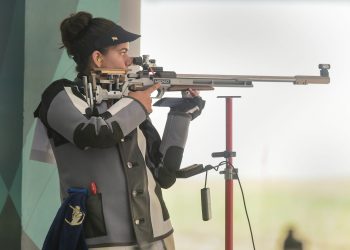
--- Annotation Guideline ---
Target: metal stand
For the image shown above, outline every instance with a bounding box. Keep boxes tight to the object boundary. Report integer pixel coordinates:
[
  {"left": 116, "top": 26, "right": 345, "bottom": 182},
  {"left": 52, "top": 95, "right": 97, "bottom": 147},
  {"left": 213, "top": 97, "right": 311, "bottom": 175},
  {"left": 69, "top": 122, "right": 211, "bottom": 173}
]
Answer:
[
  {"left": 175, "top": 96, "right": 242, "bottom": 250},
  {"left": 217, "top": 96, "right": 241, "bottom": 250}
]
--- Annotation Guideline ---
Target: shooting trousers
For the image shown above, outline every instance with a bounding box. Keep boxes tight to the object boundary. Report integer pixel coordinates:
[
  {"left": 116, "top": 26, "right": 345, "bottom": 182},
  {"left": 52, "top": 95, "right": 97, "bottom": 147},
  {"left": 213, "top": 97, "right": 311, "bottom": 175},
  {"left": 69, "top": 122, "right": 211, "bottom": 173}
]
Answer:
[{"left": 89, "top": 234, "right": 175, "bottom": 250}]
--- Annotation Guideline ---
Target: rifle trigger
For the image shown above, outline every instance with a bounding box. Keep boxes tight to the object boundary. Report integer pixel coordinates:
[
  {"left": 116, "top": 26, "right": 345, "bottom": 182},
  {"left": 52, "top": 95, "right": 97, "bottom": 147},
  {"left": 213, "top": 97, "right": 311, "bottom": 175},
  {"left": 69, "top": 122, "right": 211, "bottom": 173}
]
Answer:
[{"left": 154, "top": 87, "right": 165, "bottom": 99}]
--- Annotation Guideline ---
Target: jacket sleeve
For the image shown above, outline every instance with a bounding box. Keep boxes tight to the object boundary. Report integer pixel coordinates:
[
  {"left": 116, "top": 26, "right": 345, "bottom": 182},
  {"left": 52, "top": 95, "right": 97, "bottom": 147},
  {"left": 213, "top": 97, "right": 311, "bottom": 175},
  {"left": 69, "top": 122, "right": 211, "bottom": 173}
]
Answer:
[
  {"left": 156, "top": 111, "right": 191, "bottom": 189},
  {"left": 39, "top": 79, "right": 147, "bottom": 149}
]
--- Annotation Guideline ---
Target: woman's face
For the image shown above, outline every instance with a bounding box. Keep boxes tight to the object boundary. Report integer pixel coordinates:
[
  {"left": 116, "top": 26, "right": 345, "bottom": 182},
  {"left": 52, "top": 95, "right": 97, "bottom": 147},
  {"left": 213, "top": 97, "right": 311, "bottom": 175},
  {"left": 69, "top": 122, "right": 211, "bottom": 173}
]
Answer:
[{"left": 99, "top": 42, "right": 132, "bottom": 69}]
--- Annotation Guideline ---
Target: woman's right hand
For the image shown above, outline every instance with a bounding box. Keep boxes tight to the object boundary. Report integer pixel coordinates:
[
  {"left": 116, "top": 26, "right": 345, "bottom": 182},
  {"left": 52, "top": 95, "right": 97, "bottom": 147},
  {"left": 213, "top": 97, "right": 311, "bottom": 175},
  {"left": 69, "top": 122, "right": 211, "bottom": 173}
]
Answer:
[{"left": 128, "top": 83, "right": 161, "bottom": 113}]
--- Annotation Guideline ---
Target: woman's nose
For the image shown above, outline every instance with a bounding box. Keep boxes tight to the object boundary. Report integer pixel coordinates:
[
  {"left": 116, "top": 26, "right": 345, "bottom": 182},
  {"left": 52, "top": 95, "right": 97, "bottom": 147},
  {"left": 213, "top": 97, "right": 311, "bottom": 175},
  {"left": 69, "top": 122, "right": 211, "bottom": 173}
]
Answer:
[{"left": 125, "top": 56, "right": 133, "bottom": 67}]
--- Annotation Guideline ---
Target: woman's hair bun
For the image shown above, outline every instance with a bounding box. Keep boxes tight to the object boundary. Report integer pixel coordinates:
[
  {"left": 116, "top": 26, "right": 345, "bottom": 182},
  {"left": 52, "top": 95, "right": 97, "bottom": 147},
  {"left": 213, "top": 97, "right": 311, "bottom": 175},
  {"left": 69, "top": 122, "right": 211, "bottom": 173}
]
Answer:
[{"left": 60, "top": 11, "right": 93, "bottom": 52}]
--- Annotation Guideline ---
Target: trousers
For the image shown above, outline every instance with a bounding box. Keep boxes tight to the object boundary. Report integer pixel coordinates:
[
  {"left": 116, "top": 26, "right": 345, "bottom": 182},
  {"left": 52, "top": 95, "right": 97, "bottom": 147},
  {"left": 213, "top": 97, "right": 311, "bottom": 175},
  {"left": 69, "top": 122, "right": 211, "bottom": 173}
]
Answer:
[{"left": 89, "top": 234, "right": 175, "bottom": 250}]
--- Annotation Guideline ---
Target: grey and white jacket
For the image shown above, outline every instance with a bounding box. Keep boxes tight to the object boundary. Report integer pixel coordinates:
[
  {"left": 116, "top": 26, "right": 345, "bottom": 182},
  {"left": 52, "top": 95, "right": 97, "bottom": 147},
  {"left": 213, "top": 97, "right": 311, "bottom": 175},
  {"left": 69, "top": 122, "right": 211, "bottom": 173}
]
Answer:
[{"left": 33, "top": 78, "right": 194, "bottom": 248}]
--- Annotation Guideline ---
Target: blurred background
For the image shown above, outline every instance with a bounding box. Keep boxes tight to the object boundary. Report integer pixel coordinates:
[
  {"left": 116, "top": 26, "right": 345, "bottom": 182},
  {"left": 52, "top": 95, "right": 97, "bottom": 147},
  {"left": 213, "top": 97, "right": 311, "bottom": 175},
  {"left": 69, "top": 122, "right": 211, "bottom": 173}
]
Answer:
[
  {"left": 142, "top": 1, "right": 350, "bottom": 249},
  {"left": 141, "top": 0, "right": 350, "bottom": 250},
  {"left": 0, "top": 0, "right": 349, "bottom": 249}
]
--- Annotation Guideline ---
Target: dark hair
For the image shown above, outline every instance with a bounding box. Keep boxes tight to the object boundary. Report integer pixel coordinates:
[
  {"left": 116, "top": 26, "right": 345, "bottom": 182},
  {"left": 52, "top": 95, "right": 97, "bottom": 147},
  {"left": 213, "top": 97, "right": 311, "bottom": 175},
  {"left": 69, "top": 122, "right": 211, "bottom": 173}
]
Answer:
[{"left": 60, "top": 11, "right": 114, "bottom": 73}]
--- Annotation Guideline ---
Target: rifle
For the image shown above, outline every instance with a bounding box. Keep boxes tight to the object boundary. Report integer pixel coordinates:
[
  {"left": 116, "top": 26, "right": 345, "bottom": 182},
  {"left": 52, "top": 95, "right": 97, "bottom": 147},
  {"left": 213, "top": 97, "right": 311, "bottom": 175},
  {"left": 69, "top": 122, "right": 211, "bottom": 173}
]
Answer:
[{"left": 82, "top": 55, "right": 330, "bottom": 109}]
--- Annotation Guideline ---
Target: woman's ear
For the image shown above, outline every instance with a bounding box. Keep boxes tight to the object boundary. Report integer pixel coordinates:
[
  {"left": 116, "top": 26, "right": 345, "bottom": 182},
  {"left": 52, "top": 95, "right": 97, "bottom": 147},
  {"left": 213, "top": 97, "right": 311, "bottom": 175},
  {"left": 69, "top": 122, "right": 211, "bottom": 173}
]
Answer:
[{"left": 91, "top": 50, "right": 104, "bottom": 68}]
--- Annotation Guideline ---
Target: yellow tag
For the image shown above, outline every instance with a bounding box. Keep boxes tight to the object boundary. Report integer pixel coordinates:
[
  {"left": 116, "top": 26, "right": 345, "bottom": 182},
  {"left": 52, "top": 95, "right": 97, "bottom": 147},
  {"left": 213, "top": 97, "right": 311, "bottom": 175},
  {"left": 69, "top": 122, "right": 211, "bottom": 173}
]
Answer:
[{"left": 65, "top": 205, "right": 85, "bottom": 226}]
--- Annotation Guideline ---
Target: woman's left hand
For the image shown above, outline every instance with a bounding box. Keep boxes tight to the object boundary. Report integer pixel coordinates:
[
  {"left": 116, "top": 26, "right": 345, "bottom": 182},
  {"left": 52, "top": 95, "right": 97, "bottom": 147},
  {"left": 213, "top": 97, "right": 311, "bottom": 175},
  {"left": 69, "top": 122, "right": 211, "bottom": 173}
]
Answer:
[{"left": 188, "top": 88, "right": 200, "bottom": 97}]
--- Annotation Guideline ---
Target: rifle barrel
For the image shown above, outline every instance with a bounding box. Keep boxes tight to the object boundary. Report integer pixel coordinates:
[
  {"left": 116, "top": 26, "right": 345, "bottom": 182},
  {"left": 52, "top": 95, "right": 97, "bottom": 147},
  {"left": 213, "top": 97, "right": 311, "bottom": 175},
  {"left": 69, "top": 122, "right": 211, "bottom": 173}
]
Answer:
[{"left": 176, "top": 74, "right": 329, "bottom": 85}]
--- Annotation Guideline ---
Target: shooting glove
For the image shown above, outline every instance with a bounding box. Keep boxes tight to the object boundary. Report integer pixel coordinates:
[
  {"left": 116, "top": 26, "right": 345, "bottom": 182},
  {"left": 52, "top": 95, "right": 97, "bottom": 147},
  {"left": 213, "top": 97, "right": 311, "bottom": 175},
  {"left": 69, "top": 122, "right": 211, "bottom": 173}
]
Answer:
[
  {"left": 171, "top": 96, "right": 205, "bottom": 120},
  {"left": 154, "top": 96, "right": 206, "bottom": 120}
]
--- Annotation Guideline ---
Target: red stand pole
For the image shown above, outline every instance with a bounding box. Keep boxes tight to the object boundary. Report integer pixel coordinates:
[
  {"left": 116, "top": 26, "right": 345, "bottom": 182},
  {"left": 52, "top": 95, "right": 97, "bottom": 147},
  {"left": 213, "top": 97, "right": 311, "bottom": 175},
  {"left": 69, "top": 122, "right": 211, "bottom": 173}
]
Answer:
[
  {"left": 225, "top": 97, "right": 234, "bottom": 250},
  {"left": 218, "top": 96, "right": 240, "bottom": 250}
]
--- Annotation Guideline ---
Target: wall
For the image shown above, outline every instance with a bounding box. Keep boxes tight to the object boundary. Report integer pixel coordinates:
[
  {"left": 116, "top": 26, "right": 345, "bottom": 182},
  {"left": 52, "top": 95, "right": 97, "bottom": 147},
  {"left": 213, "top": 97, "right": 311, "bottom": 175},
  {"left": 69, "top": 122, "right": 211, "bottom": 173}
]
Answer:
[{"left": 0, "top": 1, "right": 140, "bottom": 249}]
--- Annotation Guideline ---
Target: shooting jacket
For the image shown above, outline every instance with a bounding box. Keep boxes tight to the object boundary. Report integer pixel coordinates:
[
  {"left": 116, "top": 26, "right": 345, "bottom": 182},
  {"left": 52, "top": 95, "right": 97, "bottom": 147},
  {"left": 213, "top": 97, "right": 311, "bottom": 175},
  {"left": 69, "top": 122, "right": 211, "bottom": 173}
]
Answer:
[{"left": 34, "top": 78, "right": 192, "bottom": 248}]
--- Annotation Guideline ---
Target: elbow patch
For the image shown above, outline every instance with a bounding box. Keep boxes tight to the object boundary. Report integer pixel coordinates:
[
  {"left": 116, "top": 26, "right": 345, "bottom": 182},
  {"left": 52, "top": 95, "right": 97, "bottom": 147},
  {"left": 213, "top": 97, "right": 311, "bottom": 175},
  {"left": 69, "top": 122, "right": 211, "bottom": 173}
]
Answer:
[
  {"left": 156, "top": 146, "right": 184, "bottom": 189},
  {"left": 73, "top": 121, "right": 123, "bottom": 149},
  {"left": 156, "top": 167, "right": 176, "bottom": 189},
  {"left": 163, "top": 146, "right": 184, "bottom": 172}
]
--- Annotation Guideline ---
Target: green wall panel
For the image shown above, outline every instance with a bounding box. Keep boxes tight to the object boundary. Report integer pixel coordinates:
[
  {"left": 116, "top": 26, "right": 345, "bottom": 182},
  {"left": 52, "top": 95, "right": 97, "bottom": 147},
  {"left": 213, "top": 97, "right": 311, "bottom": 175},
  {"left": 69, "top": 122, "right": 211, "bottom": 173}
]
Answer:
[
  {"left": 22, "top": 0, "right": 121, "bottom": 248},
  {"left": 23, "top": 0, "right": 81, "bottom": 141},
  {"left": 0, "top": 176, "right": 7, "bottom": 212},
  {"left": 0, "top": 0, "right": 25, "bottom": 249}
]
